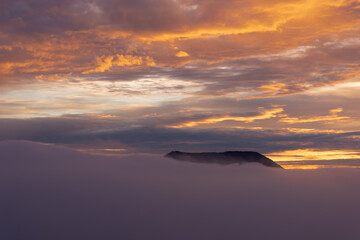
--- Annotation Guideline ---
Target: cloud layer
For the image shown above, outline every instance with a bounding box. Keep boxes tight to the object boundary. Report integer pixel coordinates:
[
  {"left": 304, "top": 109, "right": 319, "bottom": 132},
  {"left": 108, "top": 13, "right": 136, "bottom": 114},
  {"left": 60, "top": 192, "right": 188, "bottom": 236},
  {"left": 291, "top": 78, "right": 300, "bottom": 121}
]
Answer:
[{"left": 1, "top": 141, "right": 360, "bottom": 239}]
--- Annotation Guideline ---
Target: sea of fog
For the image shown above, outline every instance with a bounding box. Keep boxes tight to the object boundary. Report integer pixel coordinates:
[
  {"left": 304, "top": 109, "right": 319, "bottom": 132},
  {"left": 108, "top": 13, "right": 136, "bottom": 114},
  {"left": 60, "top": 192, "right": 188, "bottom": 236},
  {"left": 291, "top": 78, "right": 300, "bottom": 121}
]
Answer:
[{"left": 1, "top": 141, "right": 360, "bottom": 240}]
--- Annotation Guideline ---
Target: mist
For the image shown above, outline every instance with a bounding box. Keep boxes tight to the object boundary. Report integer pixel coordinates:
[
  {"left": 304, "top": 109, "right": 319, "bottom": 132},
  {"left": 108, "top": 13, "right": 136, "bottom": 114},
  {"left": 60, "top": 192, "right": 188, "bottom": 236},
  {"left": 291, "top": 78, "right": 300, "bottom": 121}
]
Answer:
[{"left": 1, "top": 141, "right": 359, "bottom": 240}]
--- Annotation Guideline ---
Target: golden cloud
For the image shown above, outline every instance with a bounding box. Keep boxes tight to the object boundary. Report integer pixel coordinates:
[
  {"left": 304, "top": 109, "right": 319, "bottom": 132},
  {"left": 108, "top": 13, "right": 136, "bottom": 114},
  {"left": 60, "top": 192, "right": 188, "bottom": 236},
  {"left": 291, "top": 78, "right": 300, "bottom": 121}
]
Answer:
[
  {"left": 82, "top": 55, "right": 156, "bottom": 74},
  {"left": 167, "top": 107, "right": 284, "bottom": 128},
  {"left": 175, "top": 51, "right": 190, "bottom": 57},
  {"left": 268, "top": 148, "right": 360, "bottom": 161},
  {"left": 283, "top": 127, "right": 344, "bottom": 134},
  {"left": 282, "top": 165, "right": 360, "bottom": 170},
  {"left": 279, "top": 108, "right": 350, "bottom": 124}
]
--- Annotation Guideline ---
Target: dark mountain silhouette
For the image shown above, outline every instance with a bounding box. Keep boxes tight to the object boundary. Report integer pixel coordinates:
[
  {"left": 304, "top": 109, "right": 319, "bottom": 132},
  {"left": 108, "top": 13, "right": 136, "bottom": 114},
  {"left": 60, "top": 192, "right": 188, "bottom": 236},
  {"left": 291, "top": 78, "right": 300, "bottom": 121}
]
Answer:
[{"left": 165, "top": 151, "right": 283, "bottom": 168}]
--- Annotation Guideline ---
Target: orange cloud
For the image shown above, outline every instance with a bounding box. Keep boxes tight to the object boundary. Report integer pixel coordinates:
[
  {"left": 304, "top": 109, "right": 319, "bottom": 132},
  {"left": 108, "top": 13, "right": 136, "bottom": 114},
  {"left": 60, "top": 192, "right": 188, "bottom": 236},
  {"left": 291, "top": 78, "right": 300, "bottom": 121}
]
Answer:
[
  {"left": 97, "top": 115, "right": 117, "bottom": 119},
  {"left": 282, "top": 165, "right": 360, "bottom": 170},
  {"left": 167, "top": 107, "right": 284, "bottom": 128},
  {"left": 77, "top": 148, "right": 127, "bottom": 156},
  {"left": 279, "top": 108, "right": 350, "bottom": 124},
  {"left": 345, "top": 135, "right": 360, "bottom": 140},
  {"left": 82, "top": 54, "right": 155, "bottom": 74},
  {"left": 282, "top": 165, "right": 322, "bottom": 170},
  {"left": 175, "top": 51, "right": 190, "bottom": 57},
  {"left": 219, "top": 126, "right": 345, "bottom": 134},
  {"left": 2, "top": 0, "right": 360, "bottom": 92},
  {"left": 125, "top": 0, "right": 358, "bottom": 42},
  {"left": 268, "top": 148, "right": 360, "bottom": 162},
  {"left": 0, "top": 61, "right": 36, "bottom": 75},
  {"left": 259, "top": 83, "right": 288, "bottom": 92},
  {"left": 283, "top": 127, "right": 344, "bottom": 134}
]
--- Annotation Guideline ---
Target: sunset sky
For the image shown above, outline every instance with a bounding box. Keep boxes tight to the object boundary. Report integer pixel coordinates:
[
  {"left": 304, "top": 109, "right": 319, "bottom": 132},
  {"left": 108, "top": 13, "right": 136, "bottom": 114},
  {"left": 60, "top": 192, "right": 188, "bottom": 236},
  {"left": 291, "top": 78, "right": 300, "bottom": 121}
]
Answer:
[{"left": 2, "top": 0, "right": 360, "bottom": 168}]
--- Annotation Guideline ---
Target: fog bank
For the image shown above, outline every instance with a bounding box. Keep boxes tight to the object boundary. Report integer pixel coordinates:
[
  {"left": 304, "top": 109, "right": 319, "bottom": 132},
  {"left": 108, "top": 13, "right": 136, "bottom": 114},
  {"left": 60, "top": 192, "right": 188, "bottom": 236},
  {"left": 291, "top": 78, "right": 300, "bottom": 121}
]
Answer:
[{"left": 1, "top": 141, "right": 359, "bottom": 240}]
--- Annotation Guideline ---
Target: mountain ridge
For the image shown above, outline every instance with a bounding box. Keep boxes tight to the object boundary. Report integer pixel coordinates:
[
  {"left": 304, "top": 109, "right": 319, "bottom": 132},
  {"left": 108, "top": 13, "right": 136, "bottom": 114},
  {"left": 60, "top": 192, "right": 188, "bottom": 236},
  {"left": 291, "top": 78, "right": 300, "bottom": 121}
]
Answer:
[{"left": 165, "top": 150, "right": 283, "bottom": 168}]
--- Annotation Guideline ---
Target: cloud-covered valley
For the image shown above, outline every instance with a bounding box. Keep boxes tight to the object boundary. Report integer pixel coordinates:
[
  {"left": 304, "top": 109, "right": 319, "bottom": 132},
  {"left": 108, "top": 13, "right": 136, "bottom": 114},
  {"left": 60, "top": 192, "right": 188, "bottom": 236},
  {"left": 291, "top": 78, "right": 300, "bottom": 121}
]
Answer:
[{"left": 1, "top": 141, "right": 360, "bottom": 239}]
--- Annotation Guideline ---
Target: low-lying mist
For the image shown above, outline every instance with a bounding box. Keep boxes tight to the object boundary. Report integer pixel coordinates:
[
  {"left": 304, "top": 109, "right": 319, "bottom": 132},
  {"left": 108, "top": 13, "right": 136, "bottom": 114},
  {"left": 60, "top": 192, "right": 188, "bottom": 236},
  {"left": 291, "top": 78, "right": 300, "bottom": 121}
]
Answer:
[{"left": 1, "top": 141, "right": 359, "bottom": 240}]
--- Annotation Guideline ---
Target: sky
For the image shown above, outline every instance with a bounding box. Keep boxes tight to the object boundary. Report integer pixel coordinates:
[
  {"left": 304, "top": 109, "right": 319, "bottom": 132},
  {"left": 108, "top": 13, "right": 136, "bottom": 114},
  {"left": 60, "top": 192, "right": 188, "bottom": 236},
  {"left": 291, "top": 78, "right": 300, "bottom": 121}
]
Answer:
[
  {"left": 1, "top": 141, "right": 360, "bottom": 239},
  {"left": 1, "top": 0, "right": 360, "bottom": 168}
]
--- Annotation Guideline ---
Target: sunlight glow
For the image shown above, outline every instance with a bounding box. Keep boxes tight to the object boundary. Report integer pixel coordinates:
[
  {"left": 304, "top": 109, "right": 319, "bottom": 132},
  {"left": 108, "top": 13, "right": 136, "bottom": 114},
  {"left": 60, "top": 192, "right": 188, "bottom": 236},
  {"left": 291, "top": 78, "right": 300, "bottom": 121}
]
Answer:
[
  {"left": 283, "top": 165, "right": 360, "bottom": 170},
  {"left": 269, "top": 149, "right": 360, "bottom": 161}
]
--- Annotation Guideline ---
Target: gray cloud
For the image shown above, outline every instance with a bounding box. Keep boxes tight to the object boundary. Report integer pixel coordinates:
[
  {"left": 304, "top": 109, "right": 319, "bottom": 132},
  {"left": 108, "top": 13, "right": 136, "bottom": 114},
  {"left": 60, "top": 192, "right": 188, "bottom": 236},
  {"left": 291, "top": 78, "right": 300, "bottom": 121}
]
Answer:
[{"left": 1, "top": 115, "right": 359, "bottom": 155}]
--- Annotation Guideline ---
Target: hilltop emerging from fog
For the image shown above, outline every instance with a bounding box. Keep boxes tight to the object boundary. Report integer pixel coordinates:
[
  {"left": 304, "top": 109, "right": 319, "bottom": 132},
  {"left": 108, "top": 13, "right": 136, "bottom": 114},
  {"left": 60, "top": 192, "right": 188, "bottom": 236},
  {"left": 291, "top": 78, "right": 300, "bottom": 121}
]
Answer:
[{"left": 165, "top": 151, "right": 283, "bottom": 168}]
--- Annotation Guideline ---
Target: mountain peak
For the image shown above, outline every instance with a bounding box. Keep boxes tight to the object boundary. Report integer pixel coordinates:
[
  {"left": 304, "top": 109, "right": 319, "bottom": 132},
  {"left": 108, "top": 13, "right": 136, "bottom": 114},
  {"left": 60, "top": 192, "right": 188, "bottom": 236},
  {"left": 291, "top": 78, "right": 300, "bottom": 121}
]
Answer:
[{"left": 165, "top": 151, "right": 283, "bottom": 168}]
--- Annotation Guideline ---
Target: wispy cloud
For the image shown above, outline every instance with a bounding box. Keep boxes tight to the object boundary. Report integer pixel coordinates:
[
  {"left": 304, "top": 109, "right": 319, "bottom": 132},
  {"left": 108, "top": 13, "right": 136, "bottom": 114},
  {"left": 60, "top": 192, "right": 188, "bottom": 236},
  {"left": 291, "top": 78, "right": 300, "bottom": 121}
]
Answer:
[
  {"left": 279, "top": 108, "right": 350, "bottom": 124},
  {"left": 167, "top": 107, "right": 284, "bottom": 128}
]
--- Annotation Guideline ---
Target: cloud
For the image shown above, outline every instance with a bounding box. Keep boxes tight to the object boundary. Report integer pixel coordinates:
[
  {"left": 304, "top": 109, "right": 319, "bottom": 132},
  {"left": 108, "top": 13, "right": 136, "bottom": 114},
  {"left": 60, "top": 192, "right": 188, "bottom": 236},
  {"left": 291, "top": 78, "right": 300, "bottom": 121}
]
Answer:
[
  {"left": 166, "top": 107, "right": 284, "bottom": 128},
  {"left": 175, "top": 51, "right": 190, "bottom": 57},
  {"left": 1, "top": 113, "right": 360, "bottom": 159},
  {"left": 2, "top": 0, "right": 360, "bottom": 94},
  {"left": 268, "top": 148, "right": 360, "bottom": 161},
  {"left": 279, "top": 108, "right": 350, "bottom": 124},
  {"left": 82, "top": 54, "right": 156, "bottom": 74},
  {"left": 281, "top": 127, "right": 345, "bottom": 134},
  {"left": 2, "top": 0, "right": 360, "bottom": 162}
]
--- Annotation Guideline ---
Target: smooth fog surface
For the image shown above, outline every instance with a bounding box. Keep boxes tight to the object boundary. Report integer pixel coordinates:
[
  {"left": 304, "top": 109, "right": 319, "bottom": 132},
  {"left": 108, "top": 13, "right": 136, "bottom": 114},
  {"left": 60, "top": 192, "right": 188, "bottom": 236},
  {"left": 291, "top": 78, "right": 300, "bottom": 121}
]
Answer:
[{"left": 1, "top": 141, "right": 360, "bottom": 240}]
